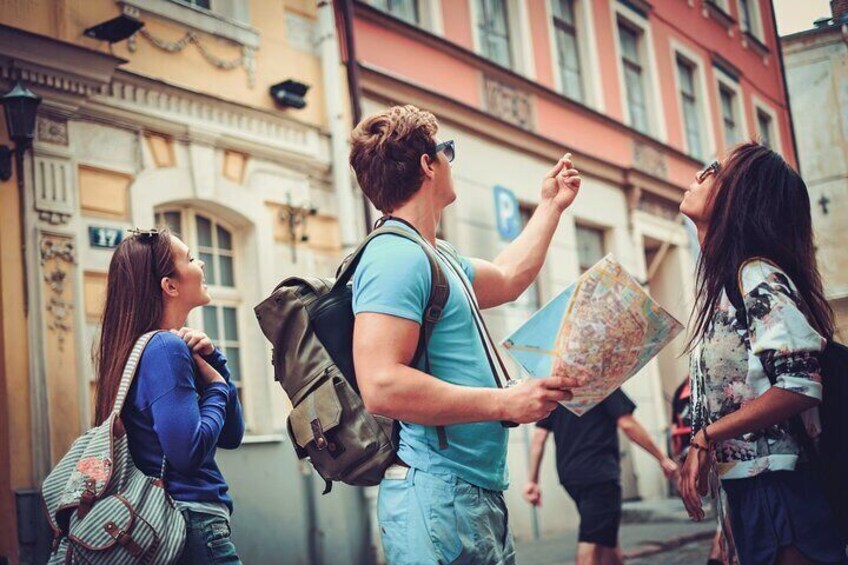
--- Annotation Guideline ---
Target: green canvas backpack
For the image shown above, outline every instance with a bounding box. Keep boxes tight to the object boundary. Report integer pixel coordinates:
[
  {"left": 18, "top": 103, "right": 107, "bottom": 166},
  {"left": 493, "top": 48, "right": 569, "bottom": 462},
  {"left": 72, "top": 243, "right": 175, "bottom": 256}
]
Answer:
[{"left": 254, "top": 226, "right": 451, "bottom": 494}]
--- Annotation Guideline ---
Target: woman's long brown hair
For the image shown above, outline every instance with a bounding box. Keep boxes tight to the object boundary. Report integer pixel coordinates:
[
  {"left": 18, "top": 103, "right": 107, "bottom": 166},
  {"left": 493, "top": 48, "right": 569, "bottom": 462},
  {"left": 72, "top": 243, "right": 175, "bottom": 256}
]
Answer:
[
  {"left": 94, "top": 229, "right": 177, "bottom": 424},
  {"left": 687, "top": 142, "right": 834, "bottom": 350}
]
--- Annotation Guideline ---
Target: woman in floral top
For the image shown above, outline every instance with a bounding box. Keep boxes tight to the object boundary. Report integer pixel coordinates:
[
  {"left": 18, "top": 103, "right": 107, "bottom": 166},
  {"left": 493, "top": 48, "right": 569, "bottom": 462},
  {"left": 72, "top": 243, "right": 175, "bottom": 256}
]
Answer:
[{"left": 678, "top": 142, "right": 845, "bottom": 564}]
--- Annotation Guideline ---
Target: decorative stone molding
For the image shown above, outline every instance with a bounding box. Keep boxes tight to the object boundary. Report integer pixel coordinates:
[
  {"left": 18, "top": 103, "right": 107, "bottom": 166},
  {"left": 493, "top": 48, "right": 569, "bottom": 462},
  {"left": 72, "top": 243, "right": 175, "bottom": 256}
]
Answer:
[
  {"left": 33, "top": 156, "right": 74, "bottom": 225},
  {"left": 638, "top": 192, "right": 679, "bottom": 222},
  {"left": 129, "top": 28, "right": 256, "bottom": 88},
  {"left": 40, "top": 236, "right": 76, "bottom": 351},
  {"left": 632, "top": 141, "right": 668, "bottom": 179},
  {"left": 482, "top": 76, "right": 534, "bottom": 131},
  {"left": 37, "top": 116, "right": 69, "bottom": 146},
  {"left": 92, "top": 73, "right": 328, "bottom": 163}
]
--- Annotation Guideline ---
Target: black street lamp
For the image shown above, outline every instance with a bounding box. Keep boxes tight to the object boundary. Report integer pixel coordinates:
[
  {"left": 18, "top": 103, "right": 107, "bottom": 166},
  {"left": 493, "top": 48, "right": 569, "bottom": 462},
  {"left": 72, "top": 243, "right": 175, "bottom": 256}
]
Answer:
[{"left": 0, "top": 81, "right": 42, "bottom": 182}]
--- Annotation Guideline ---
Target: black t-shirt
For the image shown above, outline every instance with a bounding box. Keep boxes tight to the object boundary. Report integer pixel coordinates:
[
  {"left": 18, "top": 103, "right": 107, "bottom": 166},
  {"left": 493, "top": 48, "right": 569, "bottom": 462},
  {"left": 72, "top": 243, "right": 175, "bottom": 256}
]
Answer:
[{"left": 536, "top": 389, "right": 636, "bottom": 486}]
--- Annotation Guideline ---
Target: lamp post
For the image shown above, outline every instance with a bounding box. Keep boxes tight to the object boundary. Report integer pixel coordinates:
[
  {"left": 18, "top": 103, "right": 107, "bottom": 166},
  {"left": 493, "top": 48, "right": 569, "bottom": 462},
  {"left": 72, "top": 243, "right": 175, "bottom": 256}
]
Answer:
[{"left": 0, "top": 80, "right": 42, "bottom": 183}]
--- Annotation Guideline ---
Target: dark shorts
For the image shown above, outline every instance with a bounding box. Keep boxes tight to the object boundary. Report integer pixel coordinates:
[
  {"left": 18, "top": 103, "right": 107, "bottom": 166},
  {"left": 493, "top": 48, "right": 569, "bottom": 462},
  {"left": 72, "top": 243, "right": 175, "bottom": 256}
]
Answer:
[
  {"left": 723, "top": 468, "right": 847, "bottom": 565},
  {"left": 564, "top": 480, "right": 622, "bottom": 548}
]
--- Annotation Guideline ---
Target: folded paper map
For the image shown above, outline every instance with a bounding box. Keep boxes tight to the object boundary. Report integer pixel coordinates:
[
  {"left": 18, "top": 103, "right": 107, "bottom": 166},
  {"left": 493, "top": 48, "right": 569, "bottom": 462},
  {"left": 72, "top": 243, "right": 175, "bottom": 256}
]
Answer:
[{"left": 502, "top": 254, "right": 683, "bottom": 416}]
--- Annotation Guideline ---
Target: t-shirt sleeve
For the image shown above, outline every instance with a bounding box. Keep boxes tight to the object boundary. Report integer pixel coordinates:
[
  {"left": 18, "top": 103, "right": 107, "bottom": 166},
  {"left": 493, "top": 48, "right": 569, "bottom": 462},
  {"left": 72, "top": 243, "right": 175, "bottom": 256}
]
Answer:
[
  {"left": 536, "top": 413, "right": 554, "bottom": 430},
  {"left": 438, "top": 240, "right": 475, "bottom": 284},
  {"left": 352, "top": 237, "right": 431, "bottom": 323},
  {"left": 603, "top": 389, "right": 636, "bottom": 420},
  {"left": 740, "top": 260, "right": 825, "bottom": 401}
]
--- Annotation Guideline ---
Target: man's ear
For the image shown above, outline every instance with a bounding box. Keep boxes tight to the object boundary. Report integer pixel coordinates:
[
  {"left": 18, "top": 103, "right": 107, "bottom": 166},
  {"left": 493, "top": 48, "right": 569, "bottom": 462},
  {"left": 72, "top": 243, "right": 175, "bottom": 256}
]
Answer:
[
  {"left": 161, "top": 276, "right": 179, "bottom": 299},
  {"left": 420, "top": 153, "right": 435, "bottom": 180}
]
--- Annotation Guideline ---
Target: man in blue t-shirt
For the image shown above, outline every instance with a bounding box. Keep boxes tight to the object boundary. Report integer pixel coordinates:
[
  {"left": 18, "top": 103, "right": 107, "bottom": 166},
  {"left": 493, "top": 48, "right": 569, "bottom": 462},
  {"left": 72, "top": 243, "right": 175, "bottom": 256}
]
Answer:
[{"left": 349, "top": 105, "right": 583, "bottom": 564}]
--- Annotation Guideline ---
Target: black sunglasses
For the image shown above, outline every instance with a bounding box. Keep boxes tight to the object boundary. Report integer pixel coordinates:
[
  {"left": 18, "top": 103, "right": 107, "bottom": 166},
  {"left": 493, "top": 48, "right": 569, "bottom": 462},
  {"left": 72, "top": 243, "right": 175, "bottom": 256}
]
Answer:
[
  {"left": 696, "top": 160, "right": 720, "bottom": 183},
  {"left": 432, "top": 139, "right": 456, "bottom": 164}
]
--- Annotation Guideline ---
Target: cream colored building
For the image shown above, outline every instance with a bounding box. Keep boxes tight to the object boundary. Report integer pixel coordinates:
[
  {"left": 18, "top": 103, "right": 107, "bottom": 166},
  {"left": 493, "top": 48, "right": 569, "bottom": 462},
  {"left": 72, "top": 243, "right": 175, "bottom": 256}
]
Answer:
[
  {"left": 782, "top": 5, "right": 848, "bottom": 340},
  {"left": 0, "top": 1, "right": 370, "bottom": 563}
]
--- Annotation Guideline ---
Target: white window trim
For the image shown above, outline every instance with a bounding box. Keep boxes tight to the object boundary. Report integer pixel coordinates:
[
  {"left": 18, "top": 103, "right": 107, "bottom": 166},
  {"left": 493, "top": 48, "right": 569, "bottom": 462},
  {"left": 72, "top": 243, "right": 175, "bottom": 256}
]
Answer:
[
  {"left": 610, "top": 0, "right": 668, "bottom": 141},
  {"left": 367, "top": 0, "right": 444, "bottom": 34},
  {"left": 669, "top": 39, "right": 717, "bottom": 162},
  {"left": 469, "top": 0, "right": 536, "bottom": 77},
  {"left": 714, "top": 68, "right": 749, "bottom": 153},
  {"left": 737, "top": 0, "right": 764, "bottom": 41},
  {"left": 118, "top": 0, "right": 259, "bottom": 49},
  {"left": 544, "top": 0, "right": 605, "bottom": 111},
  {"left": 751, "top": 95, "right": 783, "bottom": 155},
  {"left": 156, "top": 206, "right": 253, "bottom": 429}
]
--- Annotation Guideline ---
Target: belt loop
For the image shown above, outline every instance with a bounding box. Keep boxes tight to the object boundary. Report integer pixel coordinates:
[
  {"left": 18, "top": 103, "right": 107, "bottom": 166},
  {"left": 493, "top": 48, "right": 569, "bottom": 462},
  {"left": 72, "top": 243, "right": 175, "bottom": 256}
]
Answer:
[{"left": 408, "top": 467, "right": 417, "bottom": 487}]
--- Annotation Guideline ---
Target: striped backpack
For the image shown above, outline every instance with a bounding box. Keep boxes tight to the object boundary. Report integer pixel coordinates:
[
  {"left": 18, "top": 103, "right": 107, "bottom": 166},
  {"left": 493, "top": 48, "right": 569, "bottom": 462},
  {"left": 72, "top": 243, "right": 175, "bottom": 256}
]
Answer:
[{"left": 42, "top": 331, "right": 186, "bottom": 564}]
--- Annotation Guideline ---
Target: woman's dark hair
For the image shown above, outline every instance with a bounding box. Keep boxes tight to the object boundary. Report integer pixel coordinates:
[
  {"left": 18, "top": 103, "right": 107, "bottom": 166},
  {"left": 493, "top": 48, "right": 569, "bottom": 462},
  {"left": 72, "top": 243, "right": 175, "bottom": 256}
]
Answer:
[
  {"left": 94, "top": 229, "right": 177, "bottom": 424},
  {"left": 687, "top": 142, "right": 833, "bottom": 350}
]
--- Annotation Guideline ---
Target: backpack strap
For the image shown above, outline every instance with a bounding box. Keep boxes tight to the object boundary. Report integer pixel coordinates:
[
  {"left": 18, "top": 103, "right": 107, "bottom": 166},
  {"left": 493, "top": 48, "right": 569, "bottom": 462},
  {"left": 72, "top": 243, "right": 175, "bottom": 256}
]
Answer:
[
  {"left": 334, "top": 224, "right": 451, "bottom": 448},
  {"left": 111, "top": 331, "right": 162, "bottom": 417},
  {"left": 436, "top": 242, "right": 518, "bottom": 431}
]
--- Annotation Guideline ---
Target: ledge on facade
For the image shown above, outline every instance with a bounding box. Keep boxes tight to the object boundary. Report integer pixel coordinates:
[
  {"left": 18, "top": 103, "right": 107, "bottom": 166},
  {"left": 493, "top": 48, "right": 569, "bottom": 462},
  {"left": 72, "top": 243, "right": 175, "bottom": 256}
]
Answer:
[
  {"left": 703, "top": 0, "right": 736, "bottom": 30},
  {"left": 712, "top": 52, "right": 741, "bottom": 81},
  {"left": 0, "top": 23, "right": 126, "bottom": 105},
  {"left": 118, "top": 0, "right": 259, "bottom": 49},
  {"left": 743, "top": 31, "right": 770, "bottom": 56},
  {"left": 240, "top": 433, "right": 286, "bottom": 445}
]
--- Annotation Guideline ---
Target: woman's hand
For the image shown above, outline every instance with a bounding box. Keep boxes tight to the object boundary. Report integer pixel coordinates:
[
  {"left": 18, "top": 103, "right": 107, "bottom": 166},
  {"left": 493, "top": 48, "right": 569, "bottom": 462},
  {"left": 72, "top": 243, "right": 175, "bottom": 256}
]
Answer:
[
  {"left": 173, "top": 327, "right": 215, "bottom": 356},
  {"left": 679, "top": 431, "right": 712, "bottom": 521}
]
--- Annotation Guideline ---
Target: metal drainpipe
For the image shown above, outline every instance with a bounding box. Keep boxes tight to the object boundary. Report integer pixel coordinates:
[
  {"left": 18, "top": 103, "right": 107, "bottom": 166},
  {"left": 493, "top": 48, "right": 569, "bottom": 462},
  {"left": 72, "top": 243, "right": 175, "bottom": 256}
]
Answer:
[
  {"left": 338, "top": 0, "right": 373, "bottom": 232},
  {"left": 318, "top": 0, "right": 362, "bottom": 252}
]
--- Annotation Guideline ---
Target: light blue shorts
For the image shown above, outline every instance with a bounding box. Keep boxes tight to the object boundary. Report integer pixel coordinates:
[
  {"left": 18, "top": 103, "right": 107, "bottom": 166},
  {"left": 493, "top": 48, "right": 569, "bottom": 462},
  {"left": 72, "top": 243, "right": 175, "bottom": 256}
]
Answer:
[{"left": 377, "top": 466, "right": 516, "bottom": 565}]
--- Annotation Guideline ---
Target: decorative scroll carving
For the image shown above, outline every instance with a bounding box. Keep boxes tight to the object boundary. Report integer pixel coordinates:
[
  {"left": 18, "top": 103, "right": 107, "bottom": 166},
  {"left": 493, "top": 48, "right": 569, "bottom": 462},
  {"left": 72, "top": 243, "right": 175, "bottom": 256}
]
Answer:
[
  {"left": 638, "top": 192, "right": 680, "bottom": 222},
  {"left": 37, "top": 116, "right": 69, "bottom": 146},
  {"left": 40, "top": 237, "right": 76, "bottom": 351},
  {"left": 482, "top": 77, "right": 534, "bottom": 131},
  {"left": 632, "top": 141, "right": 668, "bottom": 179}
]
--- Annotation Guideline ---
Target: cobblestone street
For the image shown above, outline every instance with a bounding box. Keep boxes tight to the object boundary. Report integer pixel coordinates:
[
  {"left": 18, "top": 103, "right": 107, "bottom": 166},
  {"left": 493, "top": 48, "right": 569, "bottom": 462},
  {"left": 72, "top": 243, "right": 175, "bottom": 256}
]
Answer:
[{"left": 516, "top": 499, "right": 718, "bottom": 565}]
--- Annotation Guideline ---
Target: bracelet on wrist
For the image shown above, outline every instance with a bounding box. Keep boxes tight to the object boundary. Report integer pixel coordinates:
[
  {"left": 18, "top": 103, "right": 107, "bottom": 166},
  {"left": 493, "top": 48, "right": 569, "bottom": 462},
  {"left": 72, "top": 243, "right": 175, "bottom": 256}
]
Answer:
[{"left": 690, "top": 441, "right": 710, "bottom": 452}]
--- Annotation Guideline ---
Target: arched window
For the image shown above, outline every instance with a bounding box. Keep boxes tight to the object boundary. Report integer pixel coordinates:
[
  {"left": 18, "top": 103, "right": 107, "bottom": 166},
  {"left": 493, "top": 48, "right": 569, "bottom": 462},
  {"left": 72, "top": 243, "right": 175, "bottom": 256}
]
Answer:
[{"left": 155, "top": 208, "right": 245, "bottom": 417}]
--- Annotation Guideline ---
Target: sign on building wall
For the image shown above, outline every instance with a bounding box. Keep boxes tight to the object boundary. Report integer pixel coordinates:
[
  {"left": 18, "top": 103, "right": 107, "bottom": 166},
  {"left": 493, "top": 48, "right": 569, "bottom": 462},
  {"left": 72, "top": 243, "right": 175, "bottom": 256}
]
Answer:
[
  {"left": 88, "top": 226, "right": 123, "bottom": 249},
  {"left": 494, "top": 185, "right": 521, "bottom": 241}
]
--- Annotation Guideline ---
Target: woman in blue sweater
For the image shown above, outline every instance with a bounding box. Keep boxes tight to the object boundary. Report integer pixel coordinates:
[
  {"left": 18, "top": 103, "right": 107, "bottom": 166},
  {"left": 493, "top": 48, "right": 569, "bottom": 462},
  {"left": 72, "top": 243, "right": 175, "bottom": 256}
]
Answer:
[{"left": 93, "top": 228, "right": 244, "bottom": 564}]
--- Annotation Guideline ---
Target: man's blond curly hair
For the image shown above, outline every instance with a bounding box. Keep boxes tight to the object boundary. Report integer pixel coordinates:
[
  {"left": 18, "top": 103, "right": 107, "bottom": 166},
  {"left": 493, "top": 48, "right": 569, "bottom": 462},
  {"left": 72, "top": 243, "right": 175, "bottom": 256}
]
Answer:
[{"left": 349, "top": 105, "right": 439, "bottom": 213}]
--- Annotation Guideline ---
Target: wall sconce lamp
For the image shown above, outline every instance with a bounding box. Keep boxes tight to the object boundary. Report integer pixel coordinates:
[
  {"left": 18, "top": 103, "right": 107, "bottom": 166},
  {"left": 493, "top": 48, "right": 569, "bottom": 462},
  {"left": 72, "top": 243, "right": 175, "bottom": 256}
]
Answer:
[
  {"left": 0, "top": 81, "right": 42, "bottom": 183},
  {"left": 270, "top": 79, "right": 310, "bottom": 110},
  {"left": 84, "top": 13, "right": 145, "bottom": 43},
  {"left": 280, "top": 193, "right": 318, "bottom": 262}
]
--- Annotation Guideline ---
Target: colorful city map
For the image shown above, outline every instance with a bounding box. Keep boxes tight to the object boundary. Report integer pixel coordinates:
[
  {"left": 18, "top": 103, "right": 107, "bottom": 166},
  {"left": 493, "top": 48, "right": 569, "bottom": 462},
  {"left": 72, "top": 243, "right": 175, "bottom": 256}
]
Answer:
[{"left": 502, "top": 254, "right": 684, "bottom": 416}]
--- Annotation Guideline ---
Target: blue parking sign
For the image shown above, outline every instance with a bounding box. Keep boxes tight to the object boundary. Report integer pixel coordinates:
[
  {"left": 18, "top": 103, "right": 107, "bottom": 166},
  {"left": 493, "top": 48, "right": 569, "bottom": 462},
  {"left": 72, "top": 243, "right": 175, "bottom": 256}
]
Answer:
[{"left": 494, "top": 185, "right": 521, "bottom": 241}]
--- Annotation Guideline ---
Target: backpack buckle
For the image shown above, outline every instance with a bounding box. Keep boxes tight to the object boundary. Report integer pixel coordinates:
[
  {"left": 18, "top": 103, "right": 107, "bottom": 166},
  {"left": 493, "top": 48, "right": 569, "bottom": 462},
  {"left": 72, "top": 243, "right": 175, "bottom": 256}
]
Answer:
[
  {"left": 311, "top": 419, "right": 328, "bottom": 450},
  {"left": 424, "top": 304, "right": 443, "bottom": 324}
]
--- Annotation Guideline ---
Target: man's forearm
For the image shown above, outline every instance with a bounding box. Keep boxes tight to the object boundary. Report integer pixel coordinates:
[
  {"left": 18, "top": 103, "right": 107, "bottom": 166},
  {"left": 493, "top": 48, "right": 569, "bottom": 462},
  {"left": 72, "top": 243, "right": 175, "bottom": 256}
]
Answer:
[
  {"left": 492, "top": 201, "right": 560, "bottom": 298},
  {"left": 361, "top": 363, "right": 504, "bottom": 426},
  {"left": 528, "top": 429, "right": 548, "bottom": 482},
  {"left": 621, "top": 418, "right": 666, "bottom": 463}
]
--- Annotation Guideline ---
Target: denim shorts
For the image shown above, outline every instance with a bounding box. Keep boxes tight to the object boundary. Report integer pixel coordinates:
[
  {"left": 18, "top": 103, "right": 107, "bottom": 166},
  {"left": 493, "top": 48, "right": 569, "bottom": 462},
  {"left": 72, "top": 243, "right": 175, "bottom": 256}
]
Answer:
[
  {"left": 378, "top": 466, "right": 516, "bottom": 565},
  {"left": 178, "top": 509, "right": 242, "bottom": 565}
]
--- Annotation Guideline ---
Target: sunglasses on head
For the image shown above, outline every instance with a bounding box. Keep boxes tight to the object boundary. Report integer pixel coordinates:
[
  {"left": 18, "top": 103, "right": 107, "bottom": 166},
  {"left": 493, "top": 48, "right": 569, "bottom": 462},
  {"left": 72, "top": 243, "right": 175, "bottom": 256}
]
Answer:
[
  {"left": 128, "top": 228, "right": 162, "bottom": 242},
  {"left": 431, "top": 139, "right": 456, "bottom": 164},
  {"left": 696, "top": 160, "right": 721, "bottom": 183}
]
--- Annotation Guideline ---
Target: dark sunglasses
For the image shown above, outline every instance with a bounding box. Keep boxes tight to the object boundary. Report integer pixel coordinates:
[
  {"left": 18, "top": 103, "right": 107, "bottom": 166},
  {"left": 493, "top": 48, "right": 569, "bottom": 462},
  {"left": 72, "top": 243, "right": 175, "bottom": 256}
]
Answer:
[
  {"left": 432, "top": 139, "right": 456, "bottom": 164},
  {"left": 696, "top": 160, "right": 721, "bottom": 183}
]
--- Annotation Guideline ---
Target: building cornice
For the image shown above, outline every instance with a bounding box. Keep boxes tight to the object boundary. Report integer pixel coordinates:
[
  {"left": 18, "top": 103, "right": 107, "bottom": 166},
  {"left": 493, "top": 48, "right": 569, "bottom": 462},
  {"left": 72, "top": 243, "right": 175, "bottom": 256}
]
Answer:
[
  {"left": 0, "top": 23, "right": 126, "bottom": 113},
  {"left": 358, "top": 65, "right": 687, "bottom": 207},
  {"left": 353, "top": 2, "right": 703, "bottom": 173}
]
